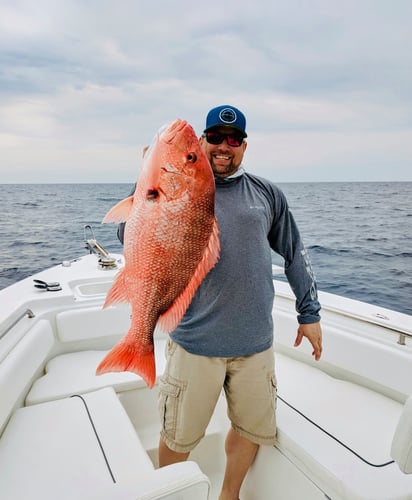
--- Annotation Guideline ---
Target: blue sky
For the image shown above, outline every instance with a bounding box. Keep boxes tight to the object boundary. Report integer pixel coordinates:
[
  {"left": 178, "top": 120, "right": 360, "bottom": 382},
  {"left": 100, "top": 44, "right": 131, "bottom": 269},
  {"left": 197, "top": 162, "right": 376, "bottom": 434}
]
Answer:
[{"left": 1, "top": 0, "right": 411, "bottom": 183}]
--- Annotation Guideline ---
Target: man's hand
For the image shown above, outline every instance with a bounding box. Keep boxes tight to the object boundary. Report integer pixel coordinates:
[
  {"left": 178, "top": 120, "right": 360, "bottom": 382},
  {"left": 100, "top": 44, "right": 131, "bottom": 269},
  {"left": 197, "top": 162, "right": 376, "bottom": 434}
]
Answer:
[{"left": 294, "top": 322, "right": 323, "bottom": 361}]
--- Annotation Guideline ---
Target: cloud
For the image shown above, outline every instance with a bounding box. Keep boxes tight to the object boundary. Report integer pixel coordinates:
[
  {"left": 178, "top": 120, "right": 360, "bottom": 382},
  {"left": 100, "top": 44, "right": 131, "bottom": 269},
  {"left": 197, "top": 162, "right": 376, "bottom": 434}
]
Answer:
[
  {"left": 247, "top": 128, "right": 412, "bottom": 182},
  {"left": 0, "top": 0, "right": 411, "bottom": 182}
]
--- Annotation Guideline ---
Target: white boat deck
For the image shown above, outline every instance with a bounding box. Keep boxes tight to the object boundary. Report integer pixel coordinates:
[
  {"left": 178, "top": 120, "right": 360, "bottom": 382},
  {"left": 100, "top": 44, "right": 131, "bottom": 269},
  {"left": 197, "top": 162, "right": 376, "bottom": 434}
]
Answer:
[{"left": 1, "top": 254, "right": 412, "bottom": 499}]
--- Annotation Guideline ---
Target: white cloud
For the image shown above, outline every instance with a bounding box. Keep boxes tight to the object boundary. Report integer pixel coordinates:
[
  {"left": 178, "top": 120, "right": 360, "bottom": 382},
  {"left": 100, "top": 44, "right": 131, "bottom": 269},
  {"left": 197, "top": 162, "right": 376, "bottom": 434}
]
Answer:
[
  {"left": 247, "top": 128, "right": 412, "bottom": 182},
  {"left": 0, "top": 0, "right": 411, "bottom": 182}
]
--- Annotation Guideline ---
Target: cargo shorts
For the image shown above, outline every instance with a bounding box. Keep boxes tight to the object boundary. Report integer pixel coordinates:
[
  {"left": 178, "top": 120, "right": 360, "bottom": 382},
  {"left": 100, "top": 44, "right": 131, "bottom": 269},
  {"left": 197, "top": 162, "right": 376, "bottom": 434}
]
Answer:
[{"left": 158, "top": 339, "right": 277, "bottom": 453}]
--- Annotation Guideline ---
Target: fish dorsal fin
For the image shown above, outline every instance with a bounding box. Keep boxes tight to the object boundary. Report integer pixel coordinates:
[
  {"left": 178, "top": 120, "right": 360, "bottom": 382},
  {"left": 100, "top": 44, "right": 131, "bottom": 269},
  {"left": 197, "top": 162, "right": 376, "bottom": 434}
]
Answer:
[
  {"left": 102, "top": 196, "right": 134, "bottom": 223},
  {"left": 156, "top": 217, "right": 220, "bottom": 334}
]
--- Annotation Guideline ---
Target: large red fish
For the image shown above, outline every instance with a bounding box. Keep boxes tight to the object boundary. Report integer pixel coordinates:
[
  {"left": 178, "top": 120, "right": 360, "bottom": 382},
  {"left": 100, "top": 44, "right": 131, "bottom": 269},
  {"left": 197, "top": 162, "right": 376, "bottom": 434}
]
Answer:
[{"left": 96, "top": 119, "right": 220, "bottom": 387}]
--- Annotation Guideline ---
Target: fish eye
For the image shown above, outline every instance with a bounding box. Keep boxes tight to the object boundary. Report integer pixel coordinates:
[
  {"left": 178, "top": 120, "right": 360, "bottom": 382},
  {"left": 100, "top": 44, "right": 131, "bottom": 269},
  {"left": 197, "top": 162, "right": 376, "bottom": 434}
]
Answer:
[{"left": 187, "top": 153, "right": 197, "bottom": 163}]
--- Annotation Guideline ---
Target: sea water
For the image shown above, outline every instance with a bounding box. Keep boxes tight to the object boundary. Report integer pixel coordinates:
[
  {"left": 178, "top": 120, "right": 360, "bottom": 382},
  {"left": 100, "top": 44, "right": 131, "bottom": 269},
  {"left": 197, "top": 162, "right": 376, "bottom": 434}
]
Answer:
[{"left": 0, "top": 182, "right": 411, "bottom": 315}]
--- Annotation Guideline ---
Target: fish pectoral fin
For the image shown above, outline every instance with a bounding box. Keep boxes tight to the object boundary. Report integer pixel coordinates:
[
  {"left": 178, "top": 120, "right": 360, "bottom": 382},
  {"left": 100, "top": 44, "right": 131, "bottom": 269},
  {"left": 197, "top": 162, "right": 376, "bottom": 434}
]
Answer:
[
  {"left": 96, "top": 341, "right": 156, "bottom": 389},
  {"left": 157, "top": 217, "right": 220, "bottom": 333},
  {"left": 102, "top": 196, "right": 134, "bottom": 223},
  {"left": 104, "top": 269, "right": 129, "bottom": 306}
]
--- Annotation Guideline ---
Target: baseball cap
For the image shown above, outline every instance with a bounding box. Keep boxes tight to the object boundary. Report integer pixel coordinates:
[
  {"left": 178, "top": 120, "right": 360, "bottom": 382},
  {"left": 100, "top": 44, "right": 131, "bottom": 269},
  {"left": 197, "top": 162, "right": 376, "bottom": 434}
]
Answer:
[{"left": 204, "top": 105, "right": 247, "bottom": 137}]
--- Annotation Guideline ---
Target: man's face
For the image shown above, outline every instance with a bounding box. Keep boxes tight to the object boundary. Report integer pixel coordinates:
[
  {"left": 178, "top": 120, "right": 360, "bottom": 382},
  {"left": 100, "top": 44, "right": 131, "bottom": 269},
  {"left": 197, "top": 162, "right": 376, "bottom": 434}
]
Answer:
[{"left": 200, "top": 126, "right": 247, "bottom": 178}]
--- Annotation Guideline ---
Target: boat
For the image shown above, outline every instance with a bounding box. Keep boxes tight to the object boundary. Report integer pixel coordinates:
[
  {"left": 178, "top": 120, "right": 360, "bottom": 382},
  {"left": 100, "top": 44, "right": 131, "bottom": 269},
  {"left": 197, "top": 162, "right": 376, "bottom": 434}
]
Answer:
[{"left": 1, "top": 229, "right": 412, "bottom": 500}]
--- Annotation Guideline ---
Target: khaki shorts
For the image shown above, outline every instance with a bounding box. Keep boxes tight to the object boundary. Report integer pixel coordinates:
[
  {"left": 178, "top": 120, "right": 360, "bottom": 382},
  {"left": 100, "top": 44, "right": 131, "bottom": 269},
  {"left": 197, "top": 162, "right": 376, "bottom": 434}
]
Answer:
[{"left": 158, "top": 340, "right": 277, "bottom": 453}]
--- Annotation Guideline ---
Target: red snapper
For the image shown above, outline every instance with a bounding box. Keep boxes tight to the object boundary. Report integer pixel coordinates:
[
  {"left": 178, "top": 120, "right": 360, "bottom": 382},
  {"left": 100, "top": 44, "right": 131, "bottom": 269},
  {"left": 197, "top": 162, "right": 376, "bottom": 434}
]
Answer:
[{"left": 96, "top": 119, "right": 220, "bottom": 387}]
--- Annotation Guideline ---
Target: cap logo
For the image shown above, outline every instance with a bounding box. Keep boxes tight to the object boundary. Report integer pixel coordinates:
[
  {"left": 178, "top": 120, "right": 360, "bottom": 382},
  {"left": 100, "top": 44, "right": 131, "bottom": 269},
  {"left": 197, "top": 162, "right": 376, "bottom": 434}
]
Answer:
[{"left": 219, "top": 108, "right": 237, "bottom": 124}]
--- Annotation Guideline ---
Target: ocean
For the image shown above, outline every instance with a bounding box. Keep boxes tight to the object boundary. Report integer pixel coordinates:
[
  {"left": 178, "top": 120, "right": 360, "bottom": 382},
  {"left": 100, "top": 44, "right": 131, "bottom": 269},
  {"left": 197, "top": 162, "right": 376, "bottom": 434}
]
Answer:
[{"left": 0, "top": 182, "right": 411, "bottom": 316}]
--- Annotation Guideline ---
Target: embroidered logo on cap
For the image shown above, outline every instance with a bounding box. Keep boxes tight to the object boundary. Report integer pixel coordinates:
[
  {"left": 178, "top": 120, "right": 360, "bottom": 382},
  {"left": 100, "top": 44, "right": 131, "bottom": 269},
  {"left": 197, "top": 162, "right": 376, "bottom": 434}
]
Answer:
[{"left": 219, "top": 108, "right": 237, "bottom": 124}]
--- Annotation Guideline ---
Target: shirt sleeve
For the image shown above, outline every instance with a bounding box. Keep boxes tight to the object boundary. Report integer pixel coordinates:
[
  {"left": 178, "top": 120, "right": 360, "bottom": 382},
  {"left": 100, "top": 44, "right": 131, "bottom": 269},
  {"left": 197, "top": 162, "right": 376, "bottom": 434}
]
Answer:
[{"left": 267, "top": 189, "right": 321, "bottom": 324}]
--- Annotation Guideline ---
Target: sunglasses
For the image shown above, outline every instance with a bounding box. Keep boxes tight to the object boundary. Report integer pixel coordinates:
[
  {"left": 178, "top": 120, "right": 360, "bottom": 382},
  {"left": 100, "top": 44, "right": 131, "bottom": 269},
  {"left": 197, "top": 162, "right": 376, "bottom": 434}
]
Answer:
[{"left": 204, "top": 131, "right": 244, "bottom": 147}]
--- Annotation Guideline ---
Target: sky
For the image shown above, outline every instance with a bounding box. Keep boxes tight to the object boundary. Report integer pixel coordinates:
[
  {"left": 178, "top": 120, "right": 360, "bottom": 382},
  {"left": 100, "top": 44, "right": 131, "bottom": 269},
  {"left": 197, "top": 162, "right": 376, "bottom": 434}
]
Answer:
[{"left": 1, "top": 0, "right": 411, "bottom": 183}]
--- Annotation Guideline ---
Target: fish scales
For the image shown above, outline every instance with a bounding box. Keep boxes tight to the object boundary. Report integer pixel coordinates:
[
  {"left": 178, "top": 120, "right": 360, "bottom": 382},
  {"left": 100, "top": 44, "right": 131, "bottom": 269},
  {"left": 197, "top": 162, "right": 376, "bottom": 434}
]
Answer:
[{"left": 96, "top": 119, "right": 220, "bottom": 387}]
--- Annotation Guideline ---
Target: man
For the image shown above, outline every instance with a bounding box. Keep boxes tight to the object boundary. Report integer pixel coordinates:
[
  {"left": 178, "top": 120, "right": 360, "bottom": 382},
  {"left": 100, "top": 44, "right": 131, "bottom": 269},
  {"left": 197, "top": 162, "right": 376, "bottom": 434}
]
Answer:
[
  {"left": 118, "top": 105, "right": 322, "bottom": 499},
  {"left": 156, "top": 105, "right": 322, "bottom": 500}
]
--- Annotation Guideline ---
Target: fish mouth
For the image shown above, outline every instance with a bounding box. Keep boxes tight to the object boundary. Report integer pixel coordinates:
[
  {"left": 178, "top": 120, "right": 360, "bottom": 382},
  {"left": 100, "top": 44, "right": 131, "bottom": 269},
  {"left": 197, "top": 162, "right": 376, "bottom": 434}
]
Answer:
[
  {"left": 145, "top": 120, "right": 191, "bottom": 161},
  {"left": 162, "top": 119, "right": 188, "bottom": 143}
]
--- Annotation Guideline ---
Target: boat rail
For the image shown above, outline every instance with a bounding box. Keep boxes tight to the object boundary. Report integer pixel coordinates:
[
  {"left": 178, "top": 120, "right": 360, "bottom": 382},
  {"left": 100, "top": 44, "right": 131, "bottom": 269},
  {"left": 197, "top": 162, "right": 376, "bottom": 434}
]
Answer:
[
  {"left": 273, "top": 265, "right": 411, "bottom": 346},
  {"left": 0, "top": 309, "right": 35, "bottom": 341},
  {"left": 1, "top": 284, "right": 410, "bottom": 346},
  {"left": 396, "top": 331, "right": 412, "bottom": 346},
  {"left": 325, "top": 306, "right": 412, "bottom": 346}
]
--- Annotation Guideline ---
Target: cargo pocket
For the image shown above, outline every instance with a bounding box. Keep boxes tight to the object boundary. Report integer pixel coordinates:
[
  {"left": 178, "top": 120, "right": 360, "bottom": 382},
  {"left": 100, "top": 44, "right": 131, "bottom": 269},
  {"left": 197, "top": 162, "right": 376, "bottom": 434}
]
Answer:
[
  {"left": 269, "top": 372, "right": 277, "bottom": 411},
  {"left": 165, "top": 338, "right": 178, "bottom": 358},
  {"left": 158, "top": 375, "right": 184, "bottom": 440}
]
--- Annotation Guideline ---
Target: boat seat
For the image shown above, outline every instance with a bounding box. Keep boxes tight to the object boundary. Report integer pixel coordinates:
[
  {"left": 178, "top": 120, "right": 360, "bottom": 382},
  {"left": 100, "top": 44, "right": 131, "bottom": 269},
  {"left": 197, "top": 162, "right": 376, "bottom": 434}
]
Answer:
[
  {"left": 26, "top": 339, "right": 167, "bottom": 405},
  {"left": 0, "top": 319, "right": 55, "bottom": 435},
  {"left": 391, "top": 395, "right": 412, "bottom": 474},
  {"left": 54, "top": 305, "right": 132, "bottom": 343},
  {"left": 266, "top": 353, "right": 412, "bottom": 500},
  {"left": 26, "top": 305, "right": 168, "bottom": 406},
  {"left": 0, "top": 387, "right": 209, "bottom": 499}
]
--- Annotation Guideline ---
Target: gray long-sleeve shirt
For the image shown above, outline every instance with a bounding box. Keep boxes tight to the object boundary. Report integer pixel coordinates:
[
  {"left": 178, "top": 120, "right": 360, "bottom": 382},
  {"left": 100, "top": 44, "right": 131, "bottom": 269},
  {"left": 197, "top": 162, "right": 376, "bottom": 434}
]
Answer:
[{"left": 169, "top": 171, "right": 321, "bottom": 357}]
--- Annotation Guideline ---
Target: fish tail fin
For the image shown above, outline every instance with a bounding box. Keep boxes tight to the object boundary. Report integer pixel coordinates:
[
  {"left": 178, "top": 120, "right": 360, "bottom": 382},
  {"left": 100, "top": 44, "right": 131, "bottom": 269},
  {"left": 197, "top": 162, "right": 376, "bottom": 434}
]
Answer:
[{"left": 96, "top": 341, "right": 156, "bottom": 388}]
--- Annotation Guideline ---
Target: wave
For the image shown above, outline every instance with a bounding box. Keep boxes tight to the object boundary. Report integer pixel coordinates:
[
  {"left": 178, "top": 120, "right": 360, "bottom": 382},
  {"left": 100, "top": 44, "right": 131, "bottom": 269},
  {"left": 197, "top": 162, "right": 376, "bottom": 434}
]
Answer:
[
  {"left": 2, "top": 182, "right": 411, "bottom": 315},
  {"left": 97, "top": 197, "right": 121, "bottom": 203},
  {"left": 15, "top": 202, "right": 40, "bottom": 208},
  {"left": 308, "top": 245, "right": 352, "bottom": 256},
  {"left": 11, "top": 241, "right": 45, "bottom": 248},
  {"left": 0, "top": 267, "right": 18, "bottom": 274}
]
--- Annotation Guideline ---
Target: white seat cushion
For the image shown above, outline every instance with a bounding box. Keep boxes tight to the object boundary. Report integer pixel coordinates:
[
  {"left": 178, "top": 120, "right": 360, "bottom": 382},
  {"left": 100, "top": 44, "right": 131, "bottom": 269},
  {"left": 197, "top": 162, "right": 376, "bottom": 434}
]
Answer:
[
  {"left": 26, "top": 339, "right": 167, "bottom": 405},
  {"left": 0, "top": 319, "right": 54, "bottom": 433},
  {"left": 55, "top": 306, "right": 131, "bottom": 342},
  {"left": 275, "top": 353, "right": 412, "bottom": 499},
  {"left": 391, "top": 395, "right": 412, "bottom": 474},
  {"left": 0, "top": 387, "right": 153, "bottom": 499}
]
